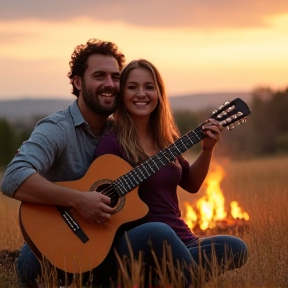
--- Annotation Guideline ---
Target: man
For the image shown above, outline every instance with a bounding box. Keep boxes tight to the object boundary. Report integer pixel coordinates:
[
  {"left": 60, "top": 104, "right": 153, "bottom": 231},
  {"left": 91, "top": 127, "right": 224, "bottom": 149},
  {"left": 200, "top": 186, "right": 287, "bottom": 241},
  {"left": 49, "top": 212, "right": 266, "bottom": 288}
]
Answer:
[{"left": 1, "top": 38, "right": 126, "bottom": 287}]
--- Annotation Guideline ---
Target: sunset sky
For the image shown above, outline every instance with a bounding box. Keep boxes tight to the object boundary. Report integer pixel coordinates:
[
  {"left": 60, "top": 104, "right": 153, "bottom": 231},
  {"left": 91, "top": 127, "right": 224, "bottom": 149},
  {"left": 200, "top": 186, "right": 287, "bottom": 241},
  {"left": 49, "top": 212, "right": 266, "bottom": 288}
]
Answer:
[{"left": 0, "top": 0, "right": 287, "bottom": 100}]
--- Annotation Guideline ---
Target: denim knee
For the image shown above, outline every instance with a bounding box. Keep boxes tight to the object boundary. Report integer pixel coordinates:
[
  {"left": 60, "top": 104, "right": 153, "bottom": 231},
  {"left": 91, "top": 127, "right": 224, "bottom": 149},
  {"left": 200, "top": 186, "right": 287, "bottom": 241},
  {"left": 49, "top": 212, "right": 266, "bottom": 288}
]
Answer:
[
  {"left": 207, "top": 235, "right": 248, "bottom": 268},
  {"left": 229, "top": 236, "right": 248, "bottom": 267}
]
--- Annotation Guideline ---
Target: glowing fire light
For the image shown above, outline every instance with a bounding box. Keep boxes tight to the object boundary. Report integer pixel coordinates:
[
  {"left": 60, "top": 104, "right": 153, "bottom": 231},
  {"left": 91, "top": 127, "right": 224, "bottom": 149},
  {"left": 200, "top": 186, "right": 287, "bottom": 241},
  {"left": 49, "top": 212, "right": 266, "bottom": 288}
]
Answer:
[
  {"left": 183, "top": 163, "right": 249, "bottom": 231},
  {"left": 231, "top": 201, "right": 249, "bottom": 221}
]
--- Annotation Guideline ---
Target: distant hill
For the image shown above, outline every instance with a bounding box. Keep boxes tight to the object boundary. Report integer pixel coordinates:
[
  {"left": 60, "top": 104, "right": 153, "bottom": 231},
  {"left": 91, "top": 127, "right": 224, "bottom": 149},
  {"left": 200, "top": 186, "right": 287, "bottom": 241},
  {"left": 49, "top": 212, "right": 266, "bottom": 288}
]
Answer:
[
  {"left": 0, "top": 92, "right": 252, "bottom": 123},
  {"left": 0, "top": 98, "right": 74, "bottom": 124},
  {"left": 169, "top": 92, "right": 252, "bottom": 111}
]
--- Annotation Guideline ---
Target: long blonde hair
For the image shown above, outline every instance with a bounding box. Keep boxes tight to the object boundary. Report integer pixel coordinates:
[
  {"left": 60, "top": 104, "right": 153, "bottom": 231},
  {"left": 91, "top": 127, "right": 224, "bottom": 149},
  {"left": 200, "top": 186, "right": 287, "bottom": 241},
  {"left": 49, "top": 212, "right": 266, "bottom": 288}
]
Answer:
[{"left": 114, "top": 59, "right": 180, "bottom": 165}]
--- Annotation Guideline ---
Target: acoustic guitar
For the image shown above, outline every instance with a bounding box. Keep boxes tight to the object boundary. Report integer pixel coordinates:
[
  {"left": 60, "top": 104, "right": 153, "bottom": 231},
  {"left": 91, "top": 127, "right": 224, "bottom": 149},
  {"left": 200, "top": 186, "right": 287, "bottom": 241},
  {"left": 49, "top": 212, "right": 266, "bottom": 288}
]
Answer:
[{"left": 19, "top": 98, "right": 251, "bottom": 273}]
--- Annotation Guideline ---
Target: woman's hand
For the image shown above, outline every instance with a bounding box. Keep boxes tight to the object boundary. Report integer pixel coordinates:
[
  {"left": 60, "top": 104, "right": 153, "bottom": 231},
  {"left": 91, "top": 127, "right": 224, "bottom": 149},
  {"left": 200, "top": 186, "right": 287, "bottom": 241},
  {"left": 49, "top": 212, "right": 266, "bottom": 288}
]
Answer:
[{"left": 201, "top": 118, "right": 223, "bottom": 152}]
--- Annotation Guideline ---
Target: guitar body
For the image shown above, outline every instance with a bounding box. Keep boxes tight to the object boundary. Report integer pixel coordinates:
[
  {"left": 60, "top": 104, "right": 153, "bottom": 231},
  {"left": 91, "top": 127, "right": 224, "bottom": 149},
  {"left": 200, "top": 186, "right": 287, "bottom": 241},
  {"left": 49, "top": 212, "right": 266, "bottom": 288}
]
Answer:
[{"left": 19, "top": 154, "right": 149, "bottom": 273}]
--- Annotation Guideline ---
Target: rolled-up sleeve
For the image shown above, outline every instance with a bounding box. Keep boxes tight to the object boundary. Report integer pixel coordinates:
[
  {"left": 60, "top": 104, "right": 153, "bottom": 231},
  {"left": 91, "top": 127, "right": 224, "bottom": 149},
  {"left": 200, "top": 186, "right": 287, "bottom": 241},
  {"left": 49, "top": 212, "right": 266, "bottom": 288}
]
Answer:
[{"left": 1, "top": 120, "right": 65, "bottom": 197}]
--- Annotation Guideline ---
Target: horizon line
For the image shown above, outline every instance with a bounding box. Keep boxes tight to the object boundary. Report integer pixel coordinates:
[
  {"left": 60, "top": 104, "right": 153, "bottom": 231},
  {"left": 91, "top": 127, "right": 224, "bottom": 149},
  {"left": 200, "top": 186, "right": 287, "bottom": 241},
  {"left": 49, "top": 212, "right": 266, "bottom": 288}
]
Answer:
[{"left": 0, "top": 90, "right": 252, "bottom": 102}]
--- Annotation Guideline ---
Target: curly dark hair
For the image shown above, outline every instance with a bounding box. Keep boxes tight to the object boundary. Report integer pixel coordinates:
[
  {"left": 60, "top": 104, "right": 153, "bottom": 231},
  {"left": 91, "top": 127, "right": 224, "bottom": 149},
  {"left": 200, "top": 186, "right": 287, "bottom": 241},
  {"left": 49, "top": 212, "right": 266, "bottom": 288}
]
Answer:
[{"left": 67, "top": 38, "right": 125, "bottom": 97}]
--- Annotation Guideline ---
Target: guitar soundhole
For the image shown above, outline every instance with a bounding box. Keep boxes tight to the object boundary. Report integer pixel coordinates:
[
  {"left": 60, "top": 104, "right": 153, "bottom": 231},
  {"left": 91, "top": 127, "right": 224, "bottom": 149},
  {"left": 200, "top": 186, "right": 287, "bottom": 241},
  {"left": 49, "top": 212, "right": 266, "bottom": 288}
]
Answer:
[{"left": 94, "top": 182, "right": 119, "bottom": 208}]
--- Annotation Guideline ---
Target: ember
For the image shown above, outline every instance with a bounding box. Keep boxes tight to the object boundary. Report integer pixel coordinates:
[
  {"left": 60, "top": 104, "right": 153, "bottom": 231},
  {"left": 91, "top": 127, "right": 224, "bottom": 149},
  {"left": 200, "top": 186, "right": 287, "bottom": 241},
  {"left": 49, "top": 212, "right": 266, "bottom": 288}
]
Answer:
[{"left": 182, "top": 163, "right": 249, "bottom": 236}]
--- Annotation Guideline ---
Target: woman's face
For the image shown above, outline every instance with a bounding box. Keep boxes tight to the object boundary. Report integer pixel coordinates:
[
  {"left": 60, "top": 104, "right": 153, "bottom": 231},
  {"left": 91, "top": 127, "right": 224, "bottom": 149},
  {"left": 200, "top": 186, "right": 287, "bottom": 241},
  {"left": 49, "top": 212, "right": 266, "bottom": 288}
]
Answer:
[{"left": 123, "top": 67, "right": 158, "bottom": 121}]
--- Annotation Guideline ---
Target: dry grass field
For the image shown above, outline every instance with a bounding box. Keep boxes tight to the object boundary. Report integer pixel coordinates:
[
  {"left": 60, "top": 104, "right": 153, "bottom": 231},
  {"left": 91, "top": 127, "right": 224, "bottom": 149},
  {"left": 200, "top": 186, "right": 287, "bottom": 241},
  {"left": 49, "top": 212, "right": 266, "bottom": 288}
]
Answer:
[{"left": 0, "top": 155, "right": 288, "bottom": 288}]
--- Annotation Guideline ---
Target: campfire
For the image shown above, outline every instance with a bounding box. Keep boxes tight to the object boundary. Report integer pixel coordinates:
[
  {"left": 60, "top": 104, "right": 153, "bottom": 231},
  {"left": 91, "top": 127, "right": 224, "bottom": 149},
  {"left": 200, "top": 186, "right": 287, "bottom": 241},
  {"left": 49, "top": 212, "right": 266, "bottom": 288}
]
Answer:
[{"left": 182, "top": 163, "right": 249, "bottom": 237}]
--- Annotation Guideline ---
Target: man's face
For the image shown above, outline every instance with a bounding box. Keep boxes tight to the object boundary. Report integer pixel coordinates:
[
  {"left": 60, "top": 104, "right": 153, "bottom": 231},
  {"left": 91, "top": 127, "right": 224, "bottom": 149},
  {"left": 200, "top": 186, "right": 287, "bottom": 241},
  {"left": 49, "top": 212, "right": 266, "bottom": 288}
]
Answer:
[{"left": 80, "top": 54, "right": 120, "bottom": 115}]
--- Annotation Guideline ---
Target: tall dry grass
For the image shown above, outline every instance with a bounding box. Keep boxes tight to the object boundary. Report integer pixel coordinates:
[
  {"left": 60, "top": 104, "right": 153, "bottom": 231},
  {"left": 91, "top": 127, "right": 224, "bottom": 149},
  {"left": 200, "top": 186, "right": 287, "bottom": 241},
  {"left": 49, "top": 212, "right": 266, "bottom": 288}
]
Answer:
[{"left": 0, "top": 156, "right": 288, "bottom": 287}]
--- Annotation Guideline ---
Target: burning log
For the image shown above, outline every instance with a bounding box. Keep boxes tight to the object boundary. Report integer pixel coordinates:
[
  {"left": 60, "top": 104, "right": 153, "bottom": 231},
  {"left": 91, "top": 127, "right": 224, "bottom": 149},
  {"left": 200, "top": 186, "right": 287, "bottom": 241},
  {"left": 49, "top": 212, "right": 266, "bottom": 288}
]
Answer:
[
  {"left": 192, "top": 217, "right": 250, "bottom": 238},
  {"left": 182, "top": 163, "right": 250, "bottom": 238}
]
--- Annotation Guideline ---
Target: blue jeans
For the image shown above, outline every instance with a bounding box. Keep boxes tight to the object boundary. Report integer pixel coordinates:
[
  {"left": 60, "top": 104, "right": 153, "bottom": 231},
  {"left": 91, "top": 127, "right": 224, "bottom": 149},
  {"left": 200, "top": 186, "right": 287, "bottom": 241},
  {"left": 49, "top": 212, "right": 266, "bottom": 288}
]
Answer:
[{"left": 16, "top": 222, "right": 248, "bottom": 287}]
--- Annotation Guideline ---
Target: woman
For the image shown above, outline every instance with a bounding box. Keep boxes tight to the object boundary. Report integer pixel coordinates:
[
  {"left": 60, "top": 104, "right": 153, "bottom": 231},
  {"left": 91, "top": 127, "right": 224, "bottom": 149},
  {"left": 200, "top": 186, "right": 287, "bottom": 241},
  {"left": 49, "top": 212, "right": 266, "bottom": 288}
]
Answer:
[{"left": 94, "top": 59, "right": 248, "bottom": 286}]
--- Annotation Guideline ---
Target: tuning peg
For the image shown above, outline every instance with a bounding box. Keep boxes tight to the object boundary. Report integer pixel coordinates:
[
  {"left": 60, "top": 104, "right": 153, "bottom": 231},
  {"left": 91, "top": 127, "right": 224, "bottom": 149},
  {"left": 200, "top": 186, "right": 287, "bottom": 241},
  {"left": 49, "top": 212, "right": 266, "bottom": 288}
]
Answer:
[
  {"left": 217, "top": 111, "right": 228, "bottom": 119},
  {"left": 223, "top": 101, "right": 230, "bottom": 106},
  {"left": 218, "top": 101, "right": 230, "bottom": 110},
  {"left": 226, "top": 105, "right": 235, "bottom": 113},
  {"left": 240, "top": 118, "right": 247, "bottom": 123},
  {"left": 227, "top": 123, "right": 235, "bottom": 130},
  {"left": 212, "top": 109, "right": 218, "bottom": 115}
]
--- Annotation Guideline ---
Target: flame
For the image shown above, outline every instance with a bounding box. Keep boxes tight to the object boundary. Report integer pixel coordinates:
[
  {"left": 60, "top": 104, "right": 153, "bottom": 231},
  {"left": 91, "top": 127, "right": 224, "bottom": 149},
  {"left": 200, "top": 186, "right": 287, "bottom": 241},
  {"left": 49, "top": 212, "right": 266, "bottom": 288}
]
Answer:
[
  {"left": 183, "top": 163, "right": 249, "bottom": 231},
  {"left": 230, "top": 201, "right": 250, "bottom": 221}
]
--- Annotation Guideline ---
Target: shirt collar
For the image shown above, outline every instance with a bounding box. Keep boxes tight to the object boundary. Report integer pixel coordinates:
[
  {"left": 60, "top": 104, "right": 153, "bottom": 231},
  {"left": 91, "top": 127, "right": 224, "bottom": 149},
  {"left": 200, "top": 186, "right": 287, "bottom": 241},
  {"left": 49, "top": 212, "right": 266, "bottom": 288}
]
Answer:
[
  {"left": 69, "top": 99, "right": 114, "bottom": 137},
  {"left": 69, "top": 100, "right": 86, "bottom": 127}
]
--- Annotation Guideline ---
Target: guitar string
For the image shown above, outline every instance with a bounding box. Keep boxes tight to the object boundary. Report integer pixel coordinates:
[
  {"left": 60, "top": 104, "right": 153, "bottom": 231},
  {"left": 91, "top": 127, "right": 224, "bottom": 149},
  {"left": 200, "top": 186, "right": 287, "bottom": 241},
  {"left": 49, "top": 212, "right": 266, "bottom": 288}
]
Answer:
[
  {"left": 94, "top": 105, "right": 242, "bottom": 199},
  {"left": 97, "top": 109, "right": 240, "bottom": 199},
  {"left": 96, "top": 126, "right": 205, "bottom": 199},
  {"left": 99, "top": 118, "right": 235, "bottom": 199}
]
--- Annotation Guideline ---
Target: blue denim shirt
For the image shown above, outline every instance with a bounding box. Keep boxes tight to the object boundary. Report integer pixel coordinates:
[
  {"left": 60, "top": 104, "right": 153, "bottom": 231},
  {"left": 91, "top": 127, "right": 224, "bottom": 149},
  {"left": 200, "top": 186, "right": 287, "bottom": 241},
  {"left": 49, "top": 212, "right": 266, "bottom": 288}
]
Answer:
[{"left": 1, "top": 100, "right": 112, "bottom": 197}]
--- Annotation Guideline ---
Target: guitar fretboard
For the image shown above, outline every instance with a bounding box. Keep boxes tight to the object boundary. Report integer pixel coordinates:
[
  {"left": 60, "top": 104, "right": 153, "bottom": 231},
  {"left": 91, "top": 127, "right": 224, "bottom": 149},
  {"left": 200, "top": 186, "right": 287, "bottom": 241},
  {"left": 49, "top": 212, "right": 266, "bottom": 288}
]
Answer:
[
  {"left": 109, "top": 98, "right": 251, "bottom": 197},
  {"left": 113, "top": 125, "right": 206, "bottom": 195}
]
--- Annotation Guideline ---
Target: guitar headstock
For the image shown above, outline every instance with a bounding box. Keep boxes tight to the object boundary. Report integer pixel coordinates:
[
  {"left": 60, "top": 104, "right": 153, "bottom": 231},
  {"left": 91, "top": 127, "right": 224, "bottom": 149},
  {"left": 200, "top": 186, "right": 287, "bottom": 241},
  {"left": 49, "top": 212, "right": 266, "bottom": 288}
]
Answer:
[{"left": 211, "top": 98, "right": 251, "bottom": 130}]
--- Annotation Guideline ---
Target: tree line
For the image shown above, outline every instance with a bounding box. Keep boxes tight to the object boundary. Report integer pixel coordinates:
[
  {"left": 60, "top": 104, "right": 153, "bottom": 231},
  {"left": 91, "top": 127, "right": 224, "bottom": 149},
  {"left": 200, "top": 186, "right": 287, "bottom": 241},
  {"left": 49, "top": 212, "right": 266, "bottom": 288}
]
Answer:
[
  {"left": 174, "top": 86, "right": 288, "bottom": 159},
  {"left": 0, "top": 119, "right": 32, "bottom": 168},
  {"left": 1, "top": 86, "right": 288, "bottom": 168}
]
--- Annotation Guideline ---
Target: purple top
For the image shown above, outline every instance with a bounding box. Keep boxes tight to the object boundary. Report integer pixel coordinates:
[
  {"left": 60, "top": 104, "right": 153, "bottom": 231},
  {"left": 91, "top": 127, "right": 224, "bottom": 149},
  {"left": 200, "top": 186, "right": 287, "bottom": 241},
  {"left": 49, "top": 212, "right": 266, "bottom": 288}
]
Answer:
[{"left": 95, "top": 132, "right": 198, "bottom": 245}]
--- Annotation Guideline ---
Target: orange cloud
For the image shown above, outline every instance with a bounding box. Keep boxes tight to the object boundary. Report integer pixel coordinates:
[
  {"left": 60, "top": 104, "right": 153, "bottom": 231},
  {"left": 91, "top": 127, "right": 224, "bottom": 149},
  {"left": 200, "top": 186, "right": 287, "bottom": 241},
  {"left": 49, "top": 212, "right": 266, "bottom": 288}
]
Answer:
[
  {"left": 0, "top": 0, "right": 287, "bottom": 29},
  {"left": 0, "top": 13, "right": 287, "bottom": 99}
]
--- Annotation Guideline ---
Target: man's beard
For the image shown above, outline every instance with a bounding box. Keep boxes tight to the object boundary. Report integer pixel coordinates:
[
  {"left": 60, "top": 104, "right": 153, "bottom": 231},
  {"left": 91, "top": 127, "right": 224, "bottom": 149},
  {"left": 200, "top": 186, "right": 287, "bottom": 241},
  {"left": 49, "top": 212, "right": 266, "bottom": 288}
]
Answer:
[{"left": 82, "top": 81, "right": 118, "bottom": 115}]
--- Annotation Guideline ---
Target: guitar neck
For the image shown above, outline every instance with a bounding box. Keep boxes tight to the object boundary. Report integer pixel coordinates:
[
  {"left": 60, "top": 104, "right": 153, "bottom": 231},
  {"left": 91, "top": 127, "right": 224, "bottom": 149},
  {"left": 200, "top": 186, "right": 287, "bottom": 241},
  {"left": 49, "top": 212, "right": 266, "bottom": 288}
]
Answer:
[{"left": 114, "top": 125, "right": 205, "bottom": 195}]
